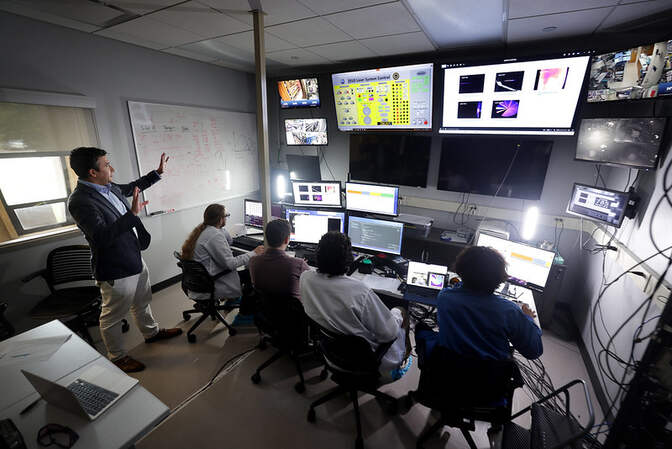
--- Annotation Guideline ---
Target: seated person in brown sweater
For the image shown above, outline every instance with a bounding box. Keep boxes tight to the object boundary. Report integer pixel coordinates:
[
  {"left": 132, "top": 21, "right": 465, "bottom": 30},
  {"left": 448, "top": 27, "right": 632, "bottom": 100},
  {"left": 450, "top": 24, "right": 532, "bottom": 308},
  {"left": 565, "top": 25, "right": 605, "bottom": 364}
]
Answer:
[{"left": 249, "top": 218, "right": 310, "bottom": 299}]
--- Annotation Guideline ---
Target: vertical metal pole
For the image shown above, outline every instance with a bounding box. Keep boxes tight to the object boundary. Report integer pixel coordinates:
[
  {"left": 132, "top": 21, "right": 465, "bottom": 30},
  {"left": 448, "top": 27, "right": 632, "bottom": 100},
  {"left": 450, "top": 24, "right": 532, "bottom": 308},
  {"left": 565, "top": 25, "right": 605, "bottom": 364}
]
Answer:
[{"left": 252, "top": 8, "right": 271, "bottom": 226}]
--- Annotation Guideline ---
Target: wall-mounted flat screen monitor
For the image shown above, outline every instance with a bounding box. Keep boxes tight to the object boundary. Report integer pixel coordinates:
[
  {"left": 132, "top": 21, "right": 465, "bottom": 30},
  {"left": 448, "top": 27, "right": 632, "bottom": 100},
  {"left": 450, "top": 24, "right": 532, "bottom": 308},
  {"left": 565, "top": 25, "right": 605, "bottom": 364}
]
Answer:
[
  {"left": 331, "top": 63, "right": 433, "bottom": 131},
  {"left": 287, "top": 154, "right": 321, "bottom": 181},
  {"left": 475, "top": 232, "right": 555, "bottom": 289},
  {"left": 284, "top": 118, "right": 328, "bottom": 145},
  {"left": 437, "top": 137, "right": 552, "bottom": 200},
  {"left": 587, "top": 40, "right": 672, "bottom": 102},
  {"left": 576, "top": 118, "right": 667, "bottom": 169},
  {"left": 277, "top": 78, "right": 320, "bottom": 108},
  {"left": 345, "top": 182, "right": 399, "bottom": 216},
  {"left": 347, "top": 216, "right": 404, "bottom": 255},
  {"left": 244, "top": 199, "right": 263, "bottom": 228},
  {"left": 291, "top": 180, "right": 341, "bottom": 207},
  {"left": 348, "top": 134, "right": 431, "bottom": 187},
  {"left": 439, "top": 53, "right": 591, "bottom": 135},
  {"left": 285, "top": 208, "right": 345, "bottom": 244},
  {"left": 566, "top": 183, "right": 630, "bottom": 228}
]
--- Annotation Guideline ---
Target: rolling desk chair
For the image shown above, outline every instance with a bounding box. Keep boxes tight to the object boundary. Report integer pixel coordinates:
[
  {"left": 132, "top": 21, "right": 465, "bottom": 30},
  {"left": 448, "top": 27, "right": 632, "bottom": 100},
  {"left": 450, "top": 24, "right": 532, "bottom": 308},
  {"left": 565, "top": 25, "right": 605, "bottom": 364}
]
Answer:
[
  {"left": 407, "top": 345, "right": 523, "bottom": 449},
  {"left": 174, "top": 251, "right": 237, "bottom": 342},
  {"left": 24, "top": 245, "right": 128, "bottom": 344},
  {"left": 307, "top": 322, "right": 398, "bottom": 449}
]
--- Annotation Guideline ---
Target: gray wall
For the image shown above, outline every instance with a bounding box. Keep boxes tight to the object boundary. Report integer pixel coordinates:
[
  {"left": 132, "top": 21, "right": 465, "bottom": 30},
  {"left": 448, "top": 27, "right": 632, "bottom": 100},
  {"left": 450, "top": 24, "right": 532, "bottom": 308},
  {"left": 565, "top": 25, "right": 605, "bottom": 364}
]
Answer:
[{"left": 0, "top": 11, "right": 257, "bottom": 330}]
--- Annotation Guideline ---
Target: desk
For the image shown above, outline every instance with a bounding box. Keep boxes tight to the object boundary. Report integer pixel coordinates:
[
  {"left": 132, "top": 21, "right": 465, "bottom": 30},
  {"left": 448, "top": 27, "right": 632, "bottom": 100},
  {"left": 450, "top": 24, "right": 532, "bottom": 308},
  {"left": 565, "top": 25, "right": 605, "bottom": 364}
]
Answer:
[{"left": 0, "top": 320, "right": 169, "bottom": 449}]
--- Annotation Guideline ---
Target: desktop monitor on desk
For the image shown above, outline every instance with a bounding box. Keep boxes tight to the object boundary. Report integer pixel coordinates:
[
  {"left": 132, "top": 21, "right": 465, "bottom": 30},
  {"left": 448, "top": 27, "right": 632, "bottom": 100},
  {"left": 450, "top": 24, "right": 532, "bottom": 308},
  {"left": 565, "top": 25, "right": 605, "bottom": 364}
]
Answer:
[
  {"left": 285, "top": 208, "right": 345, "bottom": 244},
  {"left": 345, "top": 182, "right": 399, "bottom": 216},
  {"left": 347, "top": 216, "right": 404, "bottom": 255},
  {"left": 291, "top": 180, "right": 341, "bottom": 207},
  {"left": 475, "top": 232, "right": 554, "bottom": 289},
  {"left": 244, "top": 199, "right": 263, "bottom": 229}
]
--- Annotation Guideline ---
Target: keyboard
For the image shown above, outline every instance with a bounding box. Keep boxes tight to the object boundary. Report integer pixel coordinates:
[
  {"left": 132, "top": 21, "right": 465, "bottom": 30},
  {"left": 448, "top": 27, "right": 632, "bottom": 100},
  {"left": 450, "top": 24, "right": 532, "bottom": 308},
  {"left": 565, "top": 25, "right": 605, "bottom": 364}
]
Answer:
[
  {"left": 232, "top": 235, "right": 263, "bottom": 251},
  {"left": 67, "top": 379, "right": 118, "bottom": 416}
]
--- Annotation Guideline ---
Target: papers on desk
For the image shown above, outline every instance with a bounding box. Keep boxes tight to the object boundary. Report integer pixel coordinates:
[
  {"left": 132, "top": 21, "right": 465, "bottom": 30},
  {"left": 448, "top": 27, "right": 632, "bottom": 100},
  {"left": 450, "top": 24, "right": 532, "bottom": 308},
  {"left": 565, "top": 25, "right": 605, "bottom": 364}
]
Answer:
[
  {"left": 351, "top": 272, "right": 400, "bottom": 293},
  {"left": 0, "top": 334, "right": 71, "bottom": 368}
]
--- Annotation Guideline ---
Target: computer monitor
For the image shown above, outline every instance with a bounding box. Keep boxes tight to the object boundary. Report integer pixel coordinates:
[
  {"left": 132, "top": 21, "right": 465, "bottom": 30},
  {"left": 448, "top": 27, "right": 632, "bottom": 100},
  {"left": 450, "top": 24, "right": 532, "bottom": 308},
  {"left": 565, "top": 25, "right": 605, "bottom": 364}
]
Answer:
[
  {"left": 287, "top": 154, "right": 321, "bottom": 181},
  {"left": 566, "top": 183, "right": 630, "bottom": 228},
  {"left": 407, "top": 261, "right": 448, "bottom": 290},
  {"left": 284, "top": 118, "right": 328, "bottom": 145},
  {"left": 244, "top": 199, "right": 263, "bottom": 228},
  {"left": 345, "top": 182, "right": 399, "bottom": 216},
  {"left": 475, "top": 233, "right": 555, "bottom": 289},
  {"left": 277, "top": 78, "right": 320, "bottom": 108},
  {"left": 285, "top": 208, "right": 345, "bottom": 244},
  {"left": 291, "top": 180, "right": 341, "bottom": 207},
  {"left": 347, "top": 216, "right": 404, "bottom": 255}
]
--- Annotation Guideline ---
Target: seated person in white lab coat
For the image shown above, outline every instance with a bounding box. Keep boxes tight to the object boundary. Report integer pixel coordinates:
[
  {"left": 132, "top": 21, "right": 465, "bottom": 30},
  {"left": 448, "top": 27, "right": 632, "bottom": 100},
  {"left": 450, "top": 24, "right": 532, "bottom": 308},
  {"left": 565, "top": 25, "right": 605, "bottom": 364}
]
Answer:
[
  {"left": 181, "top": 204, "right": 264, "bottom": 300},
  {"left": 300, "top": 231, "right": 412, "bottom": 383}
]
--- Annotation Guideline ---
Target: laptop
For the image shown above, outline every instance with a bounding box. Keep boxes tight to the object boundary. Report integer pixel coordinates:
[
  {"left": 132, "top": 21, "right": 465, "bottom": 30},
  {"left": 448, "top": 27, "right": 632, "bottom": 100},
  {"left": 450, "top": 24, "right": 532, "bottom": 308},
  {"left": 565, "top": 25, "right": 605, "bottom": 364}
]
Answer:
[
  {"left": 244, "top": 199, "right": 264, "bottom": 235},
  {"left": 22, "top": 364, "right": 138, "bottom": 421},
  {"left": 404, "top": 261, "right": 449, "bottom": 306}
]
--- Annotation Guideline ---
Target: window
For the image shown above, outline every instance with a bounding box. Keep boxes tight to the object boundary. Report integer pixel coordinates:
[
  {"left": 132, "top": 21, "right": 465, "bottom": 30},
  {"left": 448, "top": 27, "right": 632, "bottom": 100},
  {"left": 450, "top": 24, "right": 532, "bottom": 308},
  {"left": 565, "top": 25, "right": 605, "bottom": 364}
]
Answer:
[{"left": 0, "top": 97, "right": 98, "bottom": 245}]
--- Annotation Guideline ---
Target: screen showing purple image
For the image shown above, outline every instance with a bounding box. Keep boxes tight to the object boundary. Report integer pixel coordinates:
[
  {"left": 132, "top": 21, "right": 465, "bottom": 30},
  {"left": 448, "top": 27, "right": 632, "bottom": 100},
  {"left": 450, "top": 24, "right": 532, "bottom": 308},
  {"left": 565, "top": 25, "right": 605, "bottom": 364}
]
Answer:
[
  {"left": 313, "top": 194, "right": 323, "bottom": 201},
  {"left": 428, "top": 273, "right": 445, "bottom": 288},
  {"left": 492, "top": 100, "right": 519, "bottom": 118}
]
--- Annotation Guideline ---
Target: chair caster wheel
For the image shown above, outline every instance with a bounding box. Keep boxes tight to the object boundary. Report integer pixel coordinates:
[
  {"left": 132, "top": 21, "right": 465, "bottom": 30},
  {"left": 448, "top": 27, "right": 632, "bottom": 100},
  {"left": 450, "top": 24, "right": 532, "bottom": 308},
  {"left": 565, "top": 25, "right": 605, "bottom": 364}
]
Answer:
[
  {"left": 251, "top": 372, "right": 261, "bottom": 384},
  {"left": 121, "top": 320, "right": 130, "bottom": 333},
  {"left": 228, "top": 327, "right": 237, "bottom": 336},
  {"left": 294, "top": 382, "right": 305, "bottom": 393},
  {"left": 182, "top": 312, "right": 190, "bottom": 321},
  {"left": 307, "top": 408, "right": 316, "bottom": 423},
  {"left": 319, "top": 368, "right": 328, "bottom": 380},
  {"left": 355, "top": 437, "right": 364, "bottom": 449},
  {"left": 187, "top": 333, "right": 197, "bottom": 343}
]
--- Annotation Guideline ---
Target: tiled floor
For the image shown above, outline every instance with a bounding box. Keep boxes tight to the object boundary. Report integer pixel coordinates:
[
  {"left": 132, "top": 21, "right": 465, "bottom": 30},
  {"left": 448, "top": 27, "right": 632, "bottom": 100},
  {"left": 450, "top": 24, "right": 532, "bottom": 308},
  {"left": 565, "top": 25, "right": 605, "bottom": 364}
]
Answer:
[{"left": 94, "top": 284, "right": 604, "bottom": 448}]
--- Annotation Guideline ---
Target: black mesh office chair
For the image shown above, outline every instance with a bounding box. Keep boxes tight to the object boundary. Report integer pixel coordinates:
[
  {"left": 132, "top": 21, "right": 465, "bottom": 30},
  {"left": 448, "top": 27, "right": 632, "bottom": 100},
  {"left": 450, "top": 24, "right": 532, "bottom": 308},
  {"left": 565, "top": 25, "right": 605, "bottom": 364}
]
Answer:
[
  {"left": 24, "top": 245, "right": 128, "bottom": 344},
  {"left": 407, "top": 345, "right": 523, "bottom": 449},
  {"left": 501, "top": 379, "right": 594, "bottom": 449},
  {"left": 250, "top": 290, "right": 315, "bottom": 393},
  {"left": 174, "top": 251, "right": 237, "bottom": 343},
  {"left": 307, "top": 323, "right": 399, "bottom": 449},
  {"left": 0, "top": 302, "right": 15, "bottom": 341}
]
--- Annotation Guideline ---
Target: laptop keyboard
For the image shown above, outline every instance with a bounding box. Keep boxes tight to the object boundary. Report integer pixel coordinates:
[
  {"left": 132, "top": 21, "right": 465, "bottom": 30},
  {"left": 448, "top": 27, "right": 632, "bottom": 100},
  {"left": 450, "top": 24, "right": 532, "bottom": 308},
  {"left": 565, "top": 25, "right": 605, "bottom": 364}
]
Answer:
[{"left": 67, "top": 379, "right": 118, "bottom": 416}]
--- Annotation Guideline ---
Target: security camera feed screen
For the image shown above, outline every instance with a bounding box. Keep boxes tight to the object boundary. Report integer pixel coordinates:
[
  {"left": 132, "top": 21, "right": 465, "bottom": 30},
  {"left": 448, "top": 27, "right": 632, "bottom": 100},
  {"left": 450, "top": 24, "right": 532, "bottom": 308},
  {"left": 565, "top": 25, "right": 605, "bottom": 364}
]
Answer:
[
  {"left": 587, "top": 40, "right": 672, "bottom": 102},
  {"left": 441, "top": 54, "right": 590, "bottom": 135},
  {"left": 332, "top": 63, "right": 433, "bottom": 131},
  {"left": 576, "top": 118, "right": 666, "bottom": 169},
  {"left": 567, "top": 184, "right": 629, "bottom": 227},
  {"left": 285, "top": 119, "right": 328, "bottom": 146},
  {"left": 278, "top": 78, "right": 320, "bottom": 108}
]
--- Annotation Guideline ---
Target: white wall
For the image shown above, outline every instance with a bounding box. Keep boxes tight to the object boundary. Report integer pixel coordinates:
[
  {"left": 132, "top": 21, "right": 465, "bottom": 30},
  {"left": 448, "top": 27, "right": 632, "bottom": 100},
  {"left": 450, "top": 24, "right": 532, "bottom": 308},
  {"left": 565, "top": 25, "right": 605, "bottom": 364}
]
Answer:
[{"left": 0, "top": 11, "right": 257, "bottom": 329}]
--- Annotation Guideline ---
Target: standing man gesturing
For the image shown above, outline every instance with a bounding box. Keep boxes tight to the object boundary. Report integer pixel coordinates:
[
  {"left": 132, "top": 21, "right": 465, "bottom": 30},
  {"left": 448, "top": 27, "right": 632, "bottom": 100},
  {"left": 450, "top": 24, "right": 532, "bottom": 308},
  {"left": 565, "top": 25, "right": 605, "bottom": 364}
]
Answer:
[{"left": 68, "top": 147, "right": 182, "bottom": 373}]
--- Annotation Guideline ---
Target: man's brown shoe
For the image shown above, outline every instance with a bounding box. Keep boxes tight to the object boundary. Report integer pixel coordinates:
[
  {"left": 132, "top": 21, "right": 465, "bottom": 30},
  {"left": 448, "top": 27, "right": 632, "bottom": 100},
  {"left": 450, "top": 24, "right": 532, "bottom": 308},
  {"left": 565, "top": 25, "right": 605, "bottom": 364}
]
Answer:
[
  {"left": 145, "top": 327, "right": 183, "bottom": 343},
  {"left": 113, "top": 355, "right": 145, "bottom": 373}
]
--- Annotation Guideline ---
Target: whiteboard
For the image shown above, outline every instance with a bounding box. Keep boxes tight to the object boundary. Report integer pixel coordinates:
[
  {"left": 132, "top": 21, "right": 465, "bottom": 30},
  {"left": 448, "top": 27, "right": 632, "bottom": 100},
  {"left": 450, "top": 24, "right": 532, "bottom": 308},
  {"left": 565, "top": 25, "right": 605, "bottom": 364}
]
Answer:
[{"left": 127, "top": 101, "right": 259, "bottom": 215}]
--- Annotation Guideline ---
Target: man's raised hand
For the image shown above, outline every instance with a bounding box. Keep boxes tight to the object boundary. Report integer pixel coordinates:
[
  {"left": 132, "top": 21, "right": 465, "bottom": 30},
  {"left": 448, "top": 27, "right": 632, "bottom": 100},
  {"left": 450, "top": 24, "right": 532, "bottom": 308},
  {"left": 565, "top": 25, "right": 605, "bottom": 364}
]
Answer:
[
  {"left": 131, "top": 187, "right": 149, "bottom": 215},
  {"left": 157, "top": 152, "right": 169, "bottom": 175}
]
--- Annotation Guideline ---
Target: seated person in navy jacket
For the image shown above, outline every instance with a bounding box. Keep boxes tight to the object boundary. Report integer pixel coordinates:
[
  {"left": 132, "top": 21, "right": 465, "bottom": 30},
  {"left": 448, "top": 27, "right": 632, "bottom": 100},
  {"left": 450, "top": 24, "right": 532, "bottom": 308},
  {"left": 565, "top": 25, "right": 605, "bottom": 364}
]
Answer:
[
  {"left": 415, "top": 246, "right": 542, "bottom": 364},
  {"left": 68, "top": 147, "right": 182, "bottom": 373}
]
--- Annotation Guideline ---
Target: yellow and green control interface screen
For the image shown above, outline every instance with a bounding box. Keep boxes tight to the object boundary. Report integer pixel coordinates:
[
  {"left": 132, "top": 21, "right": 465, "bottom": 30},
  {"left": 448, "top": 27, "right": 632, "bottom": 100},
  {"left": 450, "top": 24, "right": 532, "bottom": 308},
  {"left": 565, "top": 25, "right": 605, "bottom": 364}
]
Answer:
[{"left": 332, "top": 63, "right": 433, "bottom": 131}]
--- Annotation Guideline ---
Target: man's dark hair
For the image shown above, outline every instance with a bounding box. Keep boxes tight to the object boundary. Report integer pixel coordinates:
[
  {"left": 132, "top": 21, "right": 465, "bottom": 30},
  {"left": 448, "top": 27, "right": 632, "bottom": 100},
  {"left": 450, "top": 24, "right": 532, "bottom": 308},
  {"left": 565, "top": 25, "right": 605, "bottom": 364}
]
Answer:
[
  {"left": 265, "top": 219, "right": 291, "bottom": 248},
  {"left": 316, "top": 231, "right": 354, "bottom": 276},
  {"left": 70, "top": 147, "right": 107, "bottom": 179},
  {"left": 454, "top": 246, "right": 508, "bottom": 294}
]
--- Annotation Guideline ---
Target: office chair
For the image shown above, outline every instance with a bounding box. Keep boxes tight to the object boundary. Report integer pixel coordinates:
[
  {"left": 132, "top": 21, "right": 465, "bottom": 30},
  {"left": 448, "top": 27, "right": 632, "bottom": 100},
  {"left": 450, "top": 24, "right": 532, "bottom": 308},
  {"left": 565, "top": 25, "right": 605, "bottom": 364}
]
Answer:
[
  {"left": 407, "top": 345, "right": 523, "bottom": 449},
  {"left": 501, "top": 379, "right": 594, "bottom": 449},
  {"left": 250, "top": 290, "right": 314, "bottom": 393},
  {"left": 174, "top": 251, "right": 237, "bottom": 343},
  {"left": 24, "top": 245, "right": 128, "bottom": 344},
  {"left": 307, "top": 322, "right": 398, "bottom": 449},
  {"left": 0, "top": 302, "right": 15, "bottom": 341}
]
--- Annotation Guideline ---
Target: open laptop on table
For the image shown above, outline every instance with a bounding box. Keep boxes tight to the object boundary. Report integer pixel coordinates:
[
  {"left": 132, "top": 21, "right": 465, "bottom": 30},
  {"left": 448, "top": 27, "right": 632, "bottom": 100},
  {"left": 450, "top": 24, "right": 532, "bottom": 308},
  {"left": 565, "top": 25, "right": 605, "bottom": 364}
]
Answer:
[
  {"left": 22, "top": 364, "right": 137, "bottom": 421},
  {"left": 403, "top": 261, "right": 449, "bottom": 306}
]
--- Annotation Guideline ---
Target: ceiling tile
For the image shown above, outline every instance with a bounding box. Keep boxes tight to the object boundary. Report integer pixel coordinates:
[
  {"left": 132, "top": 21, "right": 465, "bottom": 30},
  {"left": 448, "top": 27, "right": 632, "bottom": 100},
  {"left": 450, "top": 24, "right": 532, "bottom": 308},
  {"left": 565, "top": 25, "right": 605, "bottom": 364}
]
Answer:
[
  {"left": 0, "top": 1, "right": 102, "bottom": 32},
  {"left": 507, "top": 7, "right": 612, "bottom": 43},
  {"left": 180, "top": 39, "right": 253, "bottom": 60},
  {"left": 598, "top": 0, "right": 672, "bottom": 30},
  {"left": 306, "top": 40, "right": 377, "bottom": 61},
  {"left": 298, "top": 0, "right": 392, "bottom": 16},
  {"left": 267, "top": 17, "right": 352, "bottom": 47},
  {"left": 359, "top": 31, "right": 434, "bottom": 56},
  {"left": 212, "top": 58, "right": 256, "bottom": 72},
  {"left": 324, "top": 2, "right": 420, "bottom": 39},
  {"left": 199, "top": 0, "right": 316, "bottom": 26},
  {"left": 508, "top": 0, "right": 619, "bottom": 19},
  {"left": 3, "top": 0, "right": 125, "bottom": 26},
  {"left": 163, "top": 46, "right": 218, "bottom": 62},
  {"left": 266, "top": 47, "right": 331, "bottom": 66},
  {"left": 94, "top": 16, "right": 202, "bottom": 48},
  {"left": 405, "top": 0, "right": 502, "bottom": 49},
  {"left": 94, "top": 28, "right": 166, "bottom": 49},
  {"left": 103, "top": 0, "right": 183, "bottom": 15},
  {"left": 210, "top": 30, "right": 296, "bottom": 53},
  {"left": 150, "top": 1, "right": 251, "bottom": 38}
]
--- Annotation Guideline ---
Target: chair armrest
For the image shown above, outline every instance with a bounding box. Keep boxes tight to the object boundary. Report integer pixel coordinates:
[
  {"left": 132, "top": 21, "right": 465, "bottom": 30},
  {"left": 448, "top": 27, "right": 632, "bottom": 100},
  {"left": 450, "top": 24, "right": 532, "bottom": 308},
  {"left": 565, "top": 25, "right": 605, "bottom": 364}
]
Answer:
[{"left": 21, "top": 269, "right": 46, "bottom": 283}]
